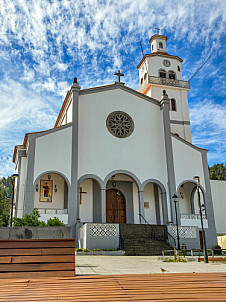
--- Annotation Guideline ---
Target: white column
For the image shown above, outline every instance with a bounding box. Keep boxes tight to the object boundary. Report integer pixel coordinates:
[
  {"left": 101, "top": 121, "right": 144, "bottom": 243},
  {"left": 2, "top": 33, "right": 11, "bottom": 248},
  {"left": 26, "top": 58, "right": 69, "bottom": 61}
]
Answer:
[
  {"left": 138, "top": 190, "right": 145, "bottom": 224},
  {"left": 101, "top": 188, "right": 106, "bottom": 223}
]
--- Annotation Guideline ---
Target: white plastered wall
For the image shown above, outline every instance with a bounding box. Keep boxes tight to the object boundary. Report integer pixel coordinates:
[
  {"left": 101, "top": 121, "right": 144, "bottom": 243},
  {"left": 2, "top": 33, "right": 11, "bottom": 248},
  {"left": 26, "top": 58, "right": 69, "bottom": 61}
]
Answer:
[
  {"left": 17, "top": 157, "right": 28, "bottom": 218},
  {"left": 144, "top": 183, "right": 156, "bottom": 224},
  {"left": 34, "top": 127, "right": 72, "bottom": 184},
  {"left": 178, "top": 182, "right": 194, "bottom": 214},
  {"left": 133, "top": 183, "right": 139, "bottom": 224},
  {"left": 172, "top": 137, "right": 205, "bottom": 190},
  {"left": 78, "top": 88, "right": 168, "bottom": 186},
  {"left": 139, "top": 57, "right": 182, "bottom": 81},
  {"left": 34, "top": 173, "right": 66, "bottom": 209},
  {"left": 211, "top": 180, "right": 226, "bottom": 234},
  {"left": 79, "top": 179, "right": 93, "bottom": 222},
  {"left": 146, "top": 86, "right": 191, "bottom": 142}
]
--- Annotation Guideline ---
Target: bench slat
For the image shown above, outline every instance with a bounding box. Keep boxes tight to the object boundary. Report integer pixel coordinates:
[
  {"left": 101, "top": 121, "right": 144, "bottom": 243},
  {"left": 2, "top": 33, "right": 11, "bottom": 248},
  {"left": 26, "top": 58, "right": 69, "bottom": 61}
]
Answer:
[
  {"left": 0, "top": 262, "right": 75, "bottom": 272},
  {"left": 0, "top": 247, "right": 74, "bottom": 256}
]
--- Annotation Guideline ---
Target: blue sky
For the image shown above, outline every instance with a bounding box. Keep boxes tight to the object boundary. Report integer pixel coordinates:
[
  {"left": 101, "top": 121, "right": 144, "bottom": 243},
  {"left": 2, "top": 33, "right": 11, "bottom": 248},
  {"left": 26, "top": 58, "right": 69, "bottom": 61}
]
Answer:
[{"left": 0, "top": 0, "right": 225, "bottom": 177}]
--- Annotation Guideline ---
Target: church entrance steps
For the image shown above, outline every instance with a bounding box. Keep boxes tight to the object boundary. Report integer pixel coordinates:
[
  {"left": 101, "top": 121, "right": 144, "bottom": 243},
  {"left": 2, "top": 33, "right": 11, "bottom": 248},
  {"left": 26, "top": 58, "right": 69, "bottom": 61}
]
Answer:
[{"left": 120, "top": 224, "right": 173, "bottom": 256}]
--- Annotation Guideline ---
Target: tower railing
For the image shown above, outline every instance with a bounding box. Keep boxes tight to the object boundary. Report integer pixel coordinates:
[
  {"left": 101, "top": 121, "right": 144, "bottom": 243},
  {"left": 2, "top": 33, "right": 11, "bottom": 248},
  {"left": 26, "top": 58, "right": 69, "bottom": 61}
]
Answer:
[{"left": 138, "top": 75, "right": 190, "bottom": 92}]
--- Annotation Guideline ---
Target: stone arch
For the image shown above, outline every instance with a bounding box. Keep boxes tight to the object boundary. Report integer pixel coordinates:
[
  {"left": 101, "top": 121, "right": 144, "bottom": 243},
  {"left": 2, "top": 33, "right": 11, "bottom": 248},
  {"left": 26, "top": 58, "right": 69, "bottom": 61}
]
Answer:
[
  {"left": 104, "top": 170, "right": 143, "bottom": 224},
  {"left": 141, "top": 179, "right": 168, "bottom": 225},
  {"left": 103, "top": 170, "right": 142, "bottom": 190},
  {"left": 77, "top": 174, "right": 104, "bottom": 223},
  {"left": 78, "top": 174, "right": 104, "bottom": 189},
  {"left": 33, "top": 170, "right": 70, "bottom": 215},
  {"left": 141, "top": 179, "right": 166, "bottom": 192},
  {"left": 177, "top": 180, "right": 206, "bottom": 217},
  {"left": 168, "top": 70, "right": 176, "bottom": 79},
  {"left": 33, "top": 170, "right": 70, "bottom": 188},
  {"left": 177, "top": 180, "right": 206, "bottom": 197}
]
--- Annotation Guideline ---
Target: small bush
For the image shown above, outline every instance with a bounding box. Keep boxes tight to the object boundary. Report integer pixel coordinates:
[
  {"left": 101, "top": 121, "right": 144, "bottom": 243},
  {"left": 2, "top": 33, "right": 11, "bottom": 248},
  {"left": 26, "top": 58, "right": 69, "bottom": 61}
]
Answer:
[
  {"left": 13, "top": 208, "right": 43, "bottom": 227},
  {"left": 213, "top": 245, "right": 222, "bottom": 255},
  {"left": 13, "top": 209, "right": 65, "bottom": 227},
  {"left": 46, "top": 217, "right": 65, "bottom": 226}
]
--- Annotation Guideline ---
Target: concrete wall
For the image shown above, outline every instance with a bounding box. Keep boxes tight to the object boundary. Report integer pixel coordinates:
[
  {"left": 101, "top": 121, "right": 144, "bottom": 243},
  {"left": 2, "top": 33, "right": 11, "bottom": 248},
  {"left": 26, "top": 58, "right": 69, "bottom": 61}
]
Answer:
[
  {"left": 78, "top": 223, "right": 119, "bottom": 250},
  {"left": 211, "top": 180, "right": 226, "bottom": 234},
  {"left": 0, "top": 226, "right": 72, "bottom": 240}
]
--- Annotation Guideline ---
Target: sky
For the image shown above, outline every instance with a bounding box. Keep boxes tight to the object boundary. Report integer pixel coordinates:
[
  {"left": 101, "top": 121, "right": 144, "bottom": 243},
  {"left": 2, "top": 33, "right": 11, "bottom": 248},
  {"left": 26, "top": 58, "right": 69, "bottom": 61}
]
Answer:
[{"left": 0, "top": 0, "right": 225, "bottom": 177}]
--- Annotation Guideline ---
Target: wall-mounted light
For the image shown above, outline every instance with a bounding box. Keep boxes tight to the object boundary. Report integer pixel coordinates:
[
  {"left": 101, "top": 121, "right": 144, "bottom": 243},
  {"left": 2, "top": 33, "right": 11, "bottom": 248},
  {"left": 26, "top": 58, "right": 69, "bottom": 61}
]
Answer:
[
  {"left": 179, "top": 192, "right": 184, "bottom": 199},
  {"left": 54, "top": 185, "right": 57, "bottom": 193},
  {"left": 36, "top": 184, "right": 39, "bottom": 192},
  {"left": 112, "top": 181, "right": 116, "bottom": 187},
  {"left": 48, "top": 173, "right": 51, "bottom": 180}
]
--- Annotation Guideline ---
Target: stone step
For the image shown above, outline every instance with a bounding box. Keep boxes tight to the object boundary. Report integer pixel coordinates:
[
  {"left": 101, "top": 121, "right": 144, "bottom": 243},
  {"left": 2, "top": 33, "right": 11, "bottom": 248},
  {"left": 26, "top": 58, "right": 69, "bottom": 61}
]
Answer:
[{"left": 120, "top": 224, "right": 173, "bottom": 256}]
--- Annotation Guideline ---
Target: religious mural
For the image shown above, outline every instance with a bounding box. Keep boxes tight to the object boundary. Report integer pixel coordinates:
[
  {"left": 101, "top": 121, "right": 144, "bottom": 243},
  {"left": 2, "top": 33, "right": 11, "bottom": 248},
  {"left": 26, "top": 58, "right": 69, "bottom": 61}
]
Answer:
[{"left": 40, "top": 180, "right": 53, "bottom": 202}]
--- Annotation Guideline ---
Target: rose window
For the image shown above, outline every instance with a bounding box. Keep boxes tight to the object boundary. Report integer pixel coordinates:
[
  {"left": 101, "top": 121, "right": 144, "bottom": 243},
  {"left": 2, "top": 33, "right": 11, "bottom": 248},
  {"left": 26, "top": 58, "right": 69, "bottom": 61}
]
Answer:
[{"left": 106, "top": 111, "right": 134, "bottom": 138}]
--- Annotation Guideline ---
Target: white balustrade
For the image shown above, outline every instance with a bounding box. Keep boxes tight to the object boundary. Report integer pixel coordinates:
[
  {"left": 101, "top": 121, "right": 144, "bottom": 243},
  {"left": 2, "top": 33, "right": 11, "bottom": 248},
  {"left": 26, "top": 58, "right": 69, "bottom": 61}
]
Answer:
[{"left": 38, "top": 208, "right": 68, "bottom": 224}]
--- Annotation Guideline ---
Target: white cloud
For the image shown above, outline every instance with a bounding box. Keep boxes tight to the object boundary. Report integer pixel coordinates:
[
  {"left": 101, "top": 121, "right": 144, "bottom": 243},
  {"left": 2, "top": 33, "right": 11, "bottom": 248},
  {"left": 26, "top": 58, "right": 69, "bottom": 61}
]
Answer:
[
  {"left": 0, "top": 0, "right": 225, "bottom": 175},
  {"left": 190, "top": 99, "right": 226, "bottom": 165}
]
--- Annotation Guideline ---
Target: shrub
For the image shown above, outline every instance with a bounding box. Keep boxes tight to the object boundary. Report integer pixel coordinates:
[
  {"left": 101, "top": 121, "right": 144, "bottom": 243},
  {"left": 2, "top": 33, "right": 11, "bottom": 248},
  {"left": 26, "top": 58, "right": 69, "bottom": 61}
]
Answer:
[
  {"left": 13, "top": 209, "right": 65, "bottom": 227},
  {"left": 13, "top": 208, "right": 43, "bottom": 227},
  {"left": 213, "top": 245, "right": 222, "bottom": 255},
  {"left": 46, "top": 217, "right": 65, "bottom": 226}
]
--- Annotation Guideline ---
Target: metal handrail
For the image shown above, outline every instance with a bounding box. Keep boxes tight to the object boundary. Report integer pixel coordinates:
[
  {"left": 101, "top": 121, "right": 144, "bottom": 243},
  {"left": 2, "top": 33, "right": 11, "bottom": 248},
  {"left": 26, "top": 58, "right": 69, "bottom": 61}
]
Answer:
[
  {"left": 139, "top": 214, "right": 176, "bottom": 247},
  {"left": 165, "top": 231, "right": 176, "bottom": 248}
]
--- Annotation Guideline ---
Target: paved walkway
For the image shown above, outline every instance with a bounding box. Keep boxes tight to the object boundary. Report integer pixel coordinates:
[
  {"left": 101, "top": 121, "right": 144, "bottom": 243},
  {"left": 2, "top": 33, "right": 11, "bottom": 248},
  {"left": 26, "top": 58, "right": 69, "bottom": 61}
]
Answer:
[{"left": 76, "top": 256, "right": 226, "bottom": 275}]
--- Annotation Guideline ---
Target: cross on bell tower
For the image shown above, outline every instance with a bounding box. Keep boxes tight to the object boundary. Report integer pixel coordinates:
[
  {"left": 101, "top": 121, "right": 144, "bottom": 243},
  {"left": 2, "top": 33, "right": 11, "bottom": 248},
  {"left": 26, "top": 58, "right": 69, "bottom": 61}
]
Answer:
[
  {"left": 155, "top": 27, "right": 160, "bottom": 35},
  {"left": 114, "top": 70, "right": 124, "bottom": 83}
]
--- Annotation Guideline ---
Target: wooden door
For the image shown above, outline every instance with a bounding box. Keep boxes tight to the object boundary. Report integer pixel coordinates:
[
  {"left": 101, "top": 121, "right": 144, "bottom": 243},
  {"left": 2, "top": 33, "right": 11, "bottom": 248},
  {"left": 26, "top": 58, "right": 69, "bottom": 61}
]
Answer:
[
  {"left": 106, "top": 189, "right": 126, "bottom": 223},
  {"left": 199, "top": 231, "right": 203, "bottom": 249}
]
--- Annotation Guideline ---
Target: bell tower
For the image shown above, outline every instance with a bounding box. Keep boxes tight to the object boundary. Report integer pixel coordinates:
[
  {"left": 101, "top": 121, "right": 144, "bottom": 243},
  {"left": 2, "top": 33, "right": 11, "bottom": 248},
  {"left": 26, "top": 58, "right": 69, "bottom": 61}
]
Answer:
[{"left": 137, "top": 34, "right": 192, "bottom": 143}]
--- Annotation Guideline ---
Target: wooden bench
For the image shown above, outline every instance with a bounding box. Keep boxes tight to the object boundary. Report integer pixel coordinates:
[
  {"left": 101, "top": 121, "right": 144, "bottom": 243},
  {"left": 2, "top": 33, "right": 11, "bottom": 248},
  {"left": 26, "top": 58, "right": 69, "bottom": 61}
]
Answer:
[
  {"left": 199, "top": 257, "right": 226, "bottom": 262},
  {"left": 0, "top": 238, "right": 75, "bottom": 278}
]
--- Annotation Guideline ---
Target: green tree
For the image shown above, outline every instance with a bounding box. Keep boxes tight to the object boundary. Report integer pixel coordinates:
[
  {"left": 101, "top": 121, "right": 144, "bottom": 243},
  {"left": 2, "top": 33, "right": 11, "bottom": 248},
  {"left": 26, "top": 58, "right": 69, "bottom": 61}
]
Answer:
[
  {"left": 0, "top": 176, "right": 13, "bottom": 227},
  {"left": 209, "top": 163, "right": 226, "bottom": 181}
]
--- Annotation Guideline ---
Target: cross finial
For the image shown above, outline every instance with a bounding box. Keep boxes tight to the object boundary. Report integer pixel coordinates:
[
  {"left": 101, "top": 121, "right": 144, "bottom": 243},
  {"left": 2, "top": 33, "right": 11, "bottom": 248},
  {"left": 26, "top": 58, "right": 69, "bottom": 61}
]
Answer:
[
  {"left": 155, "top": 27, "right": 160, "bottom": 35},
  {"left": 114, "top": 70, "right": 124, "bottom": 83}
]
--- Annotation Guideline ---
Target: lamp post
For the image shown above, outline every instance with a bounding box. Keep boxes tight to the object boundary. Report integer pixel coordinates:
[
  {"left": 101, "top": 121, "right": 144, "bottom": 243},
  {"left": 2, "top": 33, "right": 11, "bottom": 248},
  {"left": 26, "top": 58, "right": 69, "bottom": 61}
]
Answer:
[
  {"left": 117, "top": 191, "right": 122, "bottom": 250},
  {"left": 172, "top": 194, "right": 180, "bottom": 250},
  {"left": 10, "top": 174, "right": 19, "bottom": 227},
  {"left": 193, "top": 176, "right": 208, "bottom": 263}
]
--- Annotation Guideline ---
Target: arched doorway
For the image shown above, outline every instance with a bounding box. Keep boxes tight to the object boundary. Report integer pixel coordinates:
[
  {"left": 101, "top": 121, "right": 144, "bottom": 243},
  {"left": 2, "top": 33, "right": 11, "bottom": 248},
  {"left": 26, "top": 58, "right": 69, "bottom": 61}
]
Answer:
[
  {"left": 177, "top": 181, "right": 206, "bottom": 216},
  {"left": 106, "top": 189, "right": 126, "bottom": 223},
  {"left": 78, "top": 175, "right": 103, "bottom": 223},
  {"left": 142, "top": 180, "right": 168, "bottom": 225},
  {"left": 33, "top": 172, "right": 69, "bottom": 224}
]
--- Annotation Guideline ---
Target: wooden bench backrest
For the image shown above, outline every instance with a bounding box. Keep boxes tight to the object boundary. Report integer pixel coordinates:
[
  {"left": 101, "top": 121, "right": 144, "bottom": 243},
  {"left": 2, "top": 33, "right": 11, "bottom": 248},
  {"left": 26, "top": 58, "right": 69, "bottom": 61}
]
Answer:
[{"left": 0, "top": 239, "right": 75, "bottom": 278}]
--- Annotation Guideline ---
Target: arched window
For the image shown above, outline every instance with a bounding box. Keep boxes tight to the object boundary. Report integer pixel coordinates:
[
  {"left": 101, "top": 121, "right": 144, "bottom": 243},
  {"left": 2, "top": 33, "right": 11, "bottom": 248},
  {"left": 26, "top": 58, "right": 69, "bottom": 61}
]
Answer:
[
  {"left": 159, "top": 69, "right": 166, "bottom": 78},
  {"left": 144, "top": 73, "right": 147, "bottom": 80},
  {"left": 174, "top": 133, "right": 180, "bottom": 137},
  {"left": 159, "top": 42, "right": 163, "bottom": 49},
  {"left": 171, "top": 98, "right": 176, "bottom": 111},
  {"left": 169, "top": 71, "right": 176, "bottom": 79},
  {"left": 140, "top": 78, "right": 143, "bottom": 85}
]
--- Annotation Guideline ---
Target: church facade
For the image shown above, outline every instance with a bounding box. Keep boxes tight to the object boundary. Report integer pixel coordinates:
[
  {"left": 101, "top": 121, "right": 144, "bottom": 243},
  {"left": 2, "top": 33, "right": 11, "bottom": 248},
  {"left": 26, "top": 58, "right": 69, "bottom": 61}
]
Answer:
[{"left": 13, "top": 34, "right": 217, "bottom": 249}]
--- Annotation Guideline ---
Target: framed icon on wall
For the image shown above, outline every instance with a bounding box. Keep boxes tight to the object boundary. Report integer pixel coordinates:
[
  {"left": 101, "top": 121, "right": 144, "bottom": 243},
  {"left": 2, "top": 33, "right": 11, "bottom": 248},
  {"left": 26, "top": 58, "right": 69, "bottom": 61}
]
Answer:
[{"left": 40, "top": 180, "right": 53, "bottom": 202}]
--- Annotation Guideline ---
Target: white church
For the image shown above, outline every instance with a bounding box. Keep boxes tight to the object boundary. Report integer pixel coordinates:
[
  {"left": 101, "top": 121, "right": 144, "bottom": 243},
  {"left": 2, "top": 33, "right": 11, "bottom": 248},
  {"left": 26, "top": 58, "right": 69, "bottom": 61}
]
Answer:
[{"left": 12, "top": 34, "right": 218, "bottom": 252}]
